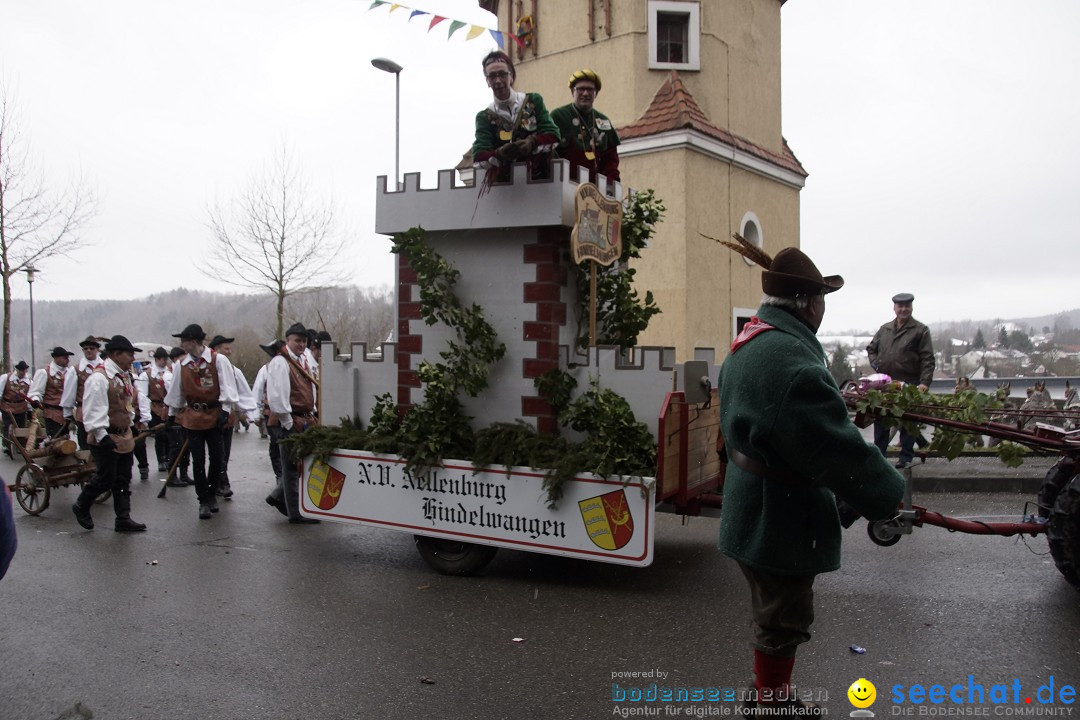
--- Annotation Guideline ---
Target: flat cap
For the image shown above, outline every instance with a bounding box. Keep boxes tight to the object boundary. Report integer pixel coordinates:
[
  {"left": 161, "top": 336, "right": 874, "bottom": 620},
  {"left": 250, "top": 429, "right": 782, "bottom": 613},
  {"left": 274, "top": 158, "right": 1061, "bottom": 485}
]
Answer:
[{"left": 891, "top": 293, "right": 914, "bottom": 304}]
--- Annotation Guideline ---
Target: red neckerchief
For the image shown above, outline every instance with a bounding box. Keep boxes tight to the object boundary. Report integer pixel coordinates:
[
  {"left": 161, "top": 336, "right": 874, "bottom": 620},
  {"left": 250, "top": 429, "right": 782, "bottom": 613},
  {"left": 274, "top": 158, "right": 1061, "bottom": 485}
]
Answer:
[{"left": 730, "top": 316, "right": 776, "bottom": 354}]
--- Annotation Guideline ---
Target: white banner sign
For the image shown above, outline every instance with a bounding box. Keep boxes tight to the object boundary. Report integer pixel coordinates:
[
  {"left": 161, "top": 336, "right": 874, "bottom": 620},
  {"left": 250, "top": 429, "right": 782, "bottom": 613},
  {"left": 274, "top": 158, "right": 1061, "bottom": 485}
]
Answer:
[{"left": 300, "top": 451, "right": 655, "bottom": 567}]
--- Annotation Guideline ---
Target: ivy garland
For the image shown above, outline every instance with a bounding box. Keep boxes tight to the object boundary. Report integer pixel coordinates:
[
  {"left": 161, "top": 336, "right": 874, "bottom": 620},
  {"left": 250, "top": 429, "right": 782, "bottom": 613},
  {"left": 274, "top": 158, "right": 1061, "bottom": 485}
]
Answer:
[
  {"left": 851, "top": 383, "right": 1028, "bottom": 467},
  {"left": 289, "top": 204, "right": 665, "bottom": 507}
]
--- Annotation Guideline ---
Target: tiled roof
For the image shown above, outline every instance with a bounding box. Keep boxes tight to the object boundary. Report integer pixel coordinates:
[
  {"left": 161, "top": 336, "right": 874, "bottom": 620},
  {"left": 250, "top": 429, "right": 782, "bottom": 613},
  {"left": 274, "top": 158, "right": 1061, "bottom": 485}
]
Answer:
[{"left": 618, "top": 71, "right": 807, "bottom": 178}]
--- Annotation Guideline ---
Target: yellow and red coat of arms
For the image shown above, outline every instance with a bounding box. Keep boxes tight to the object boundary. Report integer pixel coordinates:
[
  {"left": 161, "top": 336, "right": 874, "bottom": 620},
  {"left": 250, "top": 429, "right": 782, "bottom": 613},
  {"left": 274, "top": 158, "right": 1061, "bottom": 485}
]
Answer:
[{"left": 578, "top": 489, "right": 635, "bottom": 551}]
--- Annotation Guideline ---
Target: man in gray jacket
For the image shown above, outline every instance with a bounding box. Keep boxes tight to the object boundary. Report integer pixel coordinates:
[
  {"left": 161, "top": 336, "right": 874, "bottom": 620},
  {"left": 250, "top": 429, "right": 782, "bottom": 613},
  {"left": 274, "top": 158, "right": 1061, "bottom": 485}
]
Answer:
[{"left": 866, "top": 292, "right": 935, "bottom": 468}]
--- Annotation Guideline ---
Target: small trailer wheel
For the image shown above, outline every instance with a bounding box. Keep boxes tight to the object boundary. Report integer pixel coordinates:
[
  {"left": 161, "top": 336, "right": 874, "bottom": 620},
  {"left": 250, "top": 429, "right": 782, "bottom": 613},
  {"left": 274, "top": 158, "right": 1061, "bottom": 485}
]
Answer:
[
  {"left": 867, "top": 518, "right": 903, "bottom": 547},
  {"left": 15, "top": 463, "right": 50, "bottom": 515},
  {"left": 414, "top": 535, "right": 498, "bottom": 576},
  {"left": 1047, "top": 473, "right": 1080, "bottom": 591}
]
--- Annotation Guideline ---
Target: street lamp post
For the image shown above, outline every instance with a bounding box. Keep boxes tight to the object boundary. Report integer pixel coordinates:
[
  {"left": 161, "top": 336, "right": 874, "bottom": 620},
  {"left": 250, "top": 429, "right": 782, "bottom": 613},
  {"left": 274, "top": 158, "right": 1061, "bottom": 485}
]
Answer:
[
  {"left": 371, "top": 57, "right": 403, "bottom": 191},
  {"left": 25, "top": 264, "right": 37, "bottom": 370}
]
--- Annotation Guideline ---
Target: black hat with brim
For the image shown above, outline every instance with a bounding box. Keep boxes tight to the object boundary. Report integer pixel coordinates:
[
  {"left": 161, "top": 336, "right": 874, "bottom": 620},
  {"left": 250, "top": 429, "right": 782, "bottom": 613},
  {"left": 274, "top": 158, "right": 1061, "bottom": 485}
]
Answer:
[
  {"left": 285, "top": 323, "right": 308, "bottom": 338},
  {"left": 153, "top": 346, "right": 169, "bottom": 359},
  {"left": 761, "top": 247, "right": 844, "bottom": 297},
  {"left": 172, "top": 323, "right": 206, "bottom": 341},
  {"left": 50, "top": 346, "right": 75, "bottom": 357},
  {"left": 104, "top": 335, "right": 138, "bottom": 354},
  {"left": 209, "top": 335, "right": 235, "bottom": 349},
  {"left": 79, "top": 335, "right": 102, "bottom": 349},
  {"left": 260, "top": 340, "right": 285, "bottom": 358},
  {"left": 14, "top": 360, "right": 29, "bottom": 370},
  {"left": 168, "top": 346, "right": 185, "bottom": 359}
]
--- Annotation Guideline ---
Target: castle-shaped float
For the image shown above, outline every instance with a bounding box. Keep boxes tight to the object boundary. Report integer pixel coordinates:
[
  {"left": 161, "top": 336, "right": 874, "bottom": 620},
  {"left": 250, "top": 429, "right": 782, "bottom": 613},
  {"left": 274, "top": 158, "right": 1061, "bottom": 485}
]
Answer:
[{"left": 319, "top": 160, "right": 721, "bottom": 445}]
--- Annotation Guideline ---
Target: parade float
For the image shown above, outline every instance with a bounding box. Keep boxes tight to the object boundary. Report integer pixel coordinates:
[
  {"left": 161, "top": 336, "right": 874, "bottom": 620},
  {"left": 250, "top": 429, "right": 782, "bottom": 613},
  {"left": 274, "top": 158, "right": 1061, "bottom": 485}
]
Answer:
[
  {"left": 288, "top": 161, "right": 725, "bottom": 574},
  {"left": 285, "top": 160, "right": 1080, "bottom": 588}
]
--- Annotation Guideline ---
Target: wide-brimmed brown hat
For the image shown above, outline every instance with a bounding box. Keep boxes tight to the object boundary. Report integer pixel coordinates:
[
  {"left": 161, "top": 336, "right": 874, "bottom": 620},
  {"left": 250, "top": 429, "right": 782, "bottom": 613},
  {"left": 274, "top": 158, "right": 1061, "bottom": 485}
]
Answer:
[
  {"left": 79, "top": 335, "right": 102, "bottom": 349},
  {"left": 761, "top": 248, "right": 844, "bottom": 297}
]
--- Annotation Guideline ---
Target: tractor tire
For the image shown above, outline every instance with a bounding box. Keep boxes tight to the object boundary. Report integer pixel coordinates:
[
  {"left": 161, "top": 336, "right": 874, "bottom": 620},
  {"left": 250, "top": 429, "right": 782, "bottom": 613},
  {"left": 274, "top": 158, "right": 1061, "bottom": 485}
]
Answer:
[
  {"left": 1048, "top": 473, "right": 1080, "bottom": 591},
  {"left": 1038, "top": 457, "right": 1078, "bottom": 518}
]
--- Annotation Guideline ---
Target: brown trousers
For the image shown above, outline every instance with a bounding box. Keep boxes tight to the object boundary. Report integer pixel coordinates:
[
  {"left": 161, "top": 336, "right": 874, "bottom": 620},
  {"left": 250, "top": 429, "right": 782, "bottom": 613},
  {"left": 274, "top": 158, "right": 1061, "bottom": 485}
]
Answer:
[{"left": 738, "top": 562, "right": 816, "bottom": 657}]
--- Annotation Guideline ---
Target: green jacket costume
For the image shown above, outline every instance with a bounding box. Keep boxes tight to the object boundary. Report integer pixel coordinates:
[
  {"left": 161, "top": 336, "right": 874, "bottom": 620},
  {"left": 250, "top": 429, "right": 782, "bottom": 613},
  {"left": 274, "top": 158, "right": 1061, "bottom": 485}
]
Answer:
[
  {"left": 472, "top": 92, "right": 560, "bottom": 182},
  {"left": 550, "top": 103, "right": 620, "bottom": 182},
  {"left": 718, "top": 304, "right": 905, "bottom": 576},
  {"left": 866, "top": 318, "right": 935, "bottom": 386}
]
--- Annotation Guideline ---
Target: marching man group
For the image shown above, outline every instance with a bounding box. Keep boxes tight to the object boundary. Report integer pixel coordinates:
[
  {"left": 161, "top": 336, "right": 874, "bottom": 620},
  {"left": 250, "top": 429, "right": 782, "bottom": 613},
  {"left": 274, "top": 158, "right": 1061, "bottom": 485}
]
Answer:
[{"left": 2, "top": 322, "right": 328, "bottom": 532}]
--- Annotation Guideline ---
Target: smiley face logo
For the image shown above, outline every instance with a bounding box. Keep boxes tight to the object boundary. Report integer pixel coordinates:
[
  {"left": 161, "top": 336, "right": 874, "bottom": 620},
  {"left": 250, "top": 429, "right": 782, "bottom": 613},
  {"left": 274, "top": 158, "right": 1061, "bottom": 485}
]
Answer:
[{"left": 848, "top": 678, "right": 877, "bottom": 709}]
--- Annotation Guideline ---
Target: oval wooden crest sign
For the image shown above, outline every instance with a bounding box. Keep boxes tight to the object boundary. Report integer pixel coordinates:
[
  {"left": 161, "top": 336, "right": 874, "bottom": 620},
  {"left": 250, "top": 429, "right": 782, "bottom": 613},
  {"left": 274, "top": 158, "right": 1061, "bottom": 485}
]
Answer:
[{"left": 571, "top": 183, "right": 623, "bottom": 266}]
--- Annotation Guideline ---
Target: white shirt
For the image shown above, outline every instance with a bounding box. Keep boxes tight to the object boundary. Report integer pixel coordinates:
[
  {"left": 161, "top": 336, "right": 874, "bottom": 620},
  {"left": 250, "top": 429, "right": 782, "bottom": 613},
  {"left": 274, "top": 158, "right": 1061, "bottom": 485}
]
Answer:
[
  {"left": 266, "top": 349, "right": 316, "bottom": 431},
  {"left": 131, "top": 366, "right": 151, "bottom": 422},
  {"left": 82, "top": 358, "right": 134, "bottom": 442},
  {"left": 28, "top": 362, "right": 78, "bottom": 417},
  {"left": 252, "top": 365, "right": 269, "bottom": 413},
  {"left": 233, "top": 365, "right": 258, "bottom": 420},
  {"left": 149, "top": 362, "right": 174, "bottom": 391},
  {"left": 163, "top": 346, "right": 240, "bottom": 416},
  {"left": 78, "top": 355, "right": 104, "bottom": 374}
]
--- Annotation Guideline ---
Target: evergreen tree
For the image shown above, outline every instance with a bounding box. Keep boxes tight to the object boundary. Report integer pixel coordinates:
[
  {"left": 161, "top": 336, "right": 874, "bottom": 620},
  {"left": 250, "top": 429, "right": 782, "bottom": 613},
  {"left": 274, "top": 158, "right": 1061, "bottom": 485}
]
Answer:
[
  {"left": 998, "top": 327, "right": 1009, "bottom": 348},
  {"left": 828, "top": 345, "right": 854, "bottom": 386},
  {"left": 973, "top": 329, "right": 986, "bottom": 349}
]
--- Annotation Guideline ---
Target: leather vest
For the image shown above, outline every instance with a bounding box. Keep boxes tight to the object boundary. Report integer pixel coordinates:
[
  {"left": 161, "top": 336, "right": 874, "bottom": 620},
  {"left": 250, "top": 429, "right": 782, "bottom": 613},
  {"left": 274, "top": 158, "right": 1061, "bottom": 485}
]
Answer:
[
  {"left": 1, "top": 374, "right": 29, "bottom": 414},
  {"left": 43, "top": 370, "right": 66, "bottom": 424},
  {"left": 178, "top": 353, "right": 221, "bottom": 431},
  {"left": 87, "top": 366, "right": 135, "bottom": 453}
]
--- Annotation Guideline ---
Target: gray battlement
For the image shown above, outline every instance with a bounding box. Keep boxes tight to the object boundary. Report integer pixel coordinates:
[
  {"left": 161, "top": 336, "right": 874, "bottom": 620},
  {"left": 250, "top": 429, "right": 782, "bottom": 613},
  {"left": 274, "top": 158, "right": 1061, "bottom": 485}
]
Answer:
[{"left": 375, "top": 160, "right": 623, "bottom": 235}]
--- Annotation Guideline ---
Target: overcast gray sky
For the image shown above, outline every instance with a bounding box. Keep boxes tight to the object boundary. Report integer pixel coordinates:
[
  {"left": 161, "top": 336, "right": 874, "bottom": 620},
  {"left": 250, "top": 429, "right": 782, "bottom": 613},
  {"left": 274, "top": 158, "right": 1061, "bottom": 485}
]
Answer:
[{"left": 2, "top": 0, "right": 1078, "bottom": 334}]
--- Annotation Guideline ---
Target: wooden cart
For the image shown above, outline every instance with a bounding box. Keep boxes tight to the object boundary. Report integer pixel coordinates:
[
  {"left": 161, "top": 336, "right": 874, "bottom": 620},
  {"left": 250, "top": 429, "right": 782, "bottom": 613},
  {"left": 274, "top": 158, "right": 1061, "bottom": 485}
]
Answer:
[{"left": 5, "top": 412, "right": 100, "bottom": 516}]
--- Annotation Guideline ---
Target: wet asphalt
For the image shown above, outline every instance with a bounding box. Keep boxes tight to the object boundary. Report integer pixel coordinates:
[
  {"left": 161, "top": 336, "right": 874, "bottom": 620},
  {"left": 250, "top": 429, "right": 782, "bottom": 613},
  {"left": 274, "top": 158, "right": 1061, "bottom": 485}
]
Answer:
[{"left": 1, "top": 432, "right": 1077, "bottom": 720}]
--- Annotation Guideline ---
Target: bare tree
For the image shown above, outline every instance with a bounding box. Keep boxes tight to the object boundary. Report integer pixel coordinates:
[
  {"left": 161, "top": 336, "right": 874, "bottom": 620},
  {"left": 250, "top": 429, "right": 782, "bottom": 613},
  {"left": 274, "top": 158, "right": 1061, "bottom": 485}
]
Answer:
[
  {"left": 0, "top": 85, "right": 96, "bottom": 370},
  {"left": 290, "top": 285, "right": 394, "bottom": 353},
  {"left": 205, "top": 146, "right": 352, "bottom": 337}
]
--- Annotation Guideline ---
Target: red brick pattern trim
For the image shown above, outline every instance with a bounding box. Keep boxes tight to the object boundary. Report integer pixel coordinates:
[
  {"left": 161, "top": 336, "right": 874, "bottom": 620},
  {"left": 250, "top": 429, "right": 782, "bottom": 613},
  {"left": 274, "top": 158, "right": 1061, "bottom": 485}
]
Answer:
[
  {"left": 397, "top": 254, "right": 422, "bottom": 412},
  {"left": 522, "top": 228, "right": 569, "bottom": 435}
]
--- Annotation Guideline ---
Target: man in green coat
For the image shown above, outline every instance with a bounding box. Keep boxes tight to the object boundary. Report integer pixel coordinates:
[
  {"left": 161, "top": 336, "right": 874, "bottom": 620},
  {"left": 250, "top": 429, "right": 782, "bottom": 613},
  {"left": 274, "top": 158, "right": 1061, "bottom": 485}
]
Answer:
[
  {"left": 717, "top": 247, "right": 905, "bottom": 714},
  {"left": 471, "top": 50, "right": 560, "bottom": 184}
]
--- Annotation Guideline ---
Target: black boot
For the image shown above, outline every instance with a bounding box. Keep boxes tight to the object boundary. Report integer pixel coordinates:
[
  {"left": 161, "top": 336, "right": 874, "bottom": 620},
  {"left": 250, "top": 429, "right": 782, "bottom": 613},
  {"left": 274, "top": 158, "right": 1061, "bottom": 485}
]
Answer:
[
  {"left": 265, "top": 494, "right": 288, "bottom": 517},
  {"left": 199, "top": 503, "right": 212, "bottom": 519},
  {"left": 72, "top": 502, "right": 94, "bottom": 530},
  {"left": 139, "top": 466, "right": 149, "bottom": 481},
  {"left": 115, "top": 517, "right": 147, "bottom": 532},
  {"left": 208, "top": 496, "right": 219, "bottom": 513},
  {"left": 113, "top": 489, "right": 145, "bottom": 531},
  {"left": 157, "top": 461, "right": 167, "bottom": 472}
]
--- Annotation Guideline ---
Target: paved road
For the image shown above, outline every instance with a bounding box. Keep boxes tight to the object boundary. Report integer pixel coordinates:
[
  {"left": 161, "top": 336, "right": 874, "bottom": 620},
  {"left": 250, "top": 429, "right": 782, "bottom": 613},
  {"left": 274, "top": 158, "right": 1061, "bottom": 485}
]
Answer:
[{"left": 1, "top": 431, "right": 1077, "bottom": 720}]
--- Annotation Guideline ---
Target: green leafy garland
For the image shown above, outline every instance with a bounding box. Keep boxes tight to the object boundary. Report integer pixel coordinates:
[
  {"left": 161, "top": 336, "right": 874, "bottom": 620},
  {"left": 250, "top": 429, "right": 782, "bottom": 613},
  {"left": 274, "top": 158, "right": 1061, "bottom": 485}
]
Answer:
[
  {"left": 289, "top": 211, "right": 663, "bottom": 507},
  {"left": 852, "top": 384, "right": 1028, "bottom": 467},
  {"left": 573, "top": 189, "right": 664, "bottom": 351}
]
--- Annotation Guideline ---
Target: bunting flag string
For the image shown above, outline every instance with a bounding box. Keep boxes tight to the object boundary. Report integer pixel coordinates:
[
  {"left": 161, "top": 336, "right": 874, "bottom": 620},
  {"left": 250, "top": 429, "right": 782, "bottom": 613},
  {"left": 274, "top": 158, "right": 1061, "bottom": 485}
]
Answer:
[{"left": 368, "top": 0, "right": 521, "bottom": 48}]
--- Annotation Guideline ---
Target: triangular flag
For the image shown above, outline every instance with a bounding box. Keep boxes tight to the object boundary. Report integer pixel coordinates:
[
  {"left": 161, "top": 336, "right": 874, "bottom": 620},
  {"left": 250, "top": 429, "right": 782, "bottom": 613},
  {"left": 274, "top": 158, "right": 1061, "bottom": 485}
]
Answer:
[
  {"left": 428, "top": 15, "right": 446, "bottom": 31},
  {"left": 489, "top": 29, "right": 505, "bottom": 49},
  {"left": 389, "top": 3, "right": 403, "bottom": 12},
  {"left": 409, "top": 10, "right": 428, "bottom": 22},
  {"left": 369, "top": 0, "right": 387, "bottom": 9},
  {"left": 448, "top": 20, "right": 466, "bottom": 38},
  {"left": 466, "top": 25, "right": 486, "bottom": 41},
  {"left": 508, "top": 32, "right": 525, "bottom": 50}
]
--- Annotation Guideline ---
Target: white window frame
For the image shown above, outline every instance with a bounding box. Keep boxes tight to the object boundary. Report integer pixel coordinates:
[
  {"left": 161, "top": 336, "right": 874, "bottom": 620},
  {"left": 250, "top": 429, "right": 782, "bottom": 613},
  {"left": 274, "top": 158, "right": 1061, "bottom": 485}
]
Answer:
[
  {"left": 648, "top": 1, "right": 701, "bottom": 71},
  {"left": 738, "top": 212, "right": 763, "bottom": 267}
]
